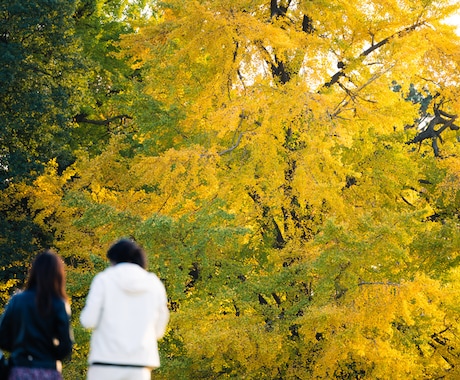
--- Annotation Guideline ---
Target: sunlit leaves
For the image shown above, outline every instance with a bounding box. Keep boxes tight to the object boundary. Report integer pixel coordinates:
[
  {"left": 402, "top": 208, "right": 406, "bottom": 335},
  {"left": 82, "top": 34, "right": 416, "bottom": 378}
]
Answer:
[{"left": 2, "top": 0, "right": 460, "bottom": 378}]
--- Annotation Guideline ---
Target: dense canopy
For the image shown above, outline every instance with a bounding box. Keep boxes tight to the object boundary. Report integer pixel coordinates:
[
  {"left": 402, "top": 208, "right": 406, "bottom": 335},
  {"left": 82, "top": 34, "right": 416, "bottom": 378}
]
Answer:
[{"left": 1, "top": 0, "right": 460, "bottom": 378}]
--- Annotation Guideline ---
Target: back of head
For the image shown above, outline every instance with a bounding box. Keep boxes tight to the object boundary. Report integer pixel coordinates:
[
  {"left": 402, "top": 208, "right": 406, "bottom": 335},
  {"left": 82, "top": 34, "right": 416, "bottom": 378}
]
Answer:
[
  {"left": 107, "top": 239, "right": 147, "bottom": 269},
  {"left": 26, "top": 249, "right": 67, "bottom": 315}
]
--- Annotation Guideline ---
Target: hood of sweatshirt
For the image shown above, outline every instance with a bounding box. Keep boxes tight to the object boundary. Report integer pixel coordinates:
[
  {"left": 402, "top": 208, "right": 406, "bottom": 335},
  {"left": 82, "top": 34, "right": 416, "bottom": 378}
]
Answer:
[{"left": 107, "top": 263, "right": 154, "bottom": 294}]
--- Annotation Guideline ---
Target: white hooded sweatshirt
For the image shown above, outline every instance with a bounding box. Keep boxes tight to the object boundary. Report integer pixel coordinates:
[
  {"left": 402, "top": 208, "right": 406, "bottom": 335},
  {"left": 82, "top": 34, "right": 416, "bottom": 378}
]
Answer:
[{"left": 80, "top": 263, "right": 169, "bottom": 368}]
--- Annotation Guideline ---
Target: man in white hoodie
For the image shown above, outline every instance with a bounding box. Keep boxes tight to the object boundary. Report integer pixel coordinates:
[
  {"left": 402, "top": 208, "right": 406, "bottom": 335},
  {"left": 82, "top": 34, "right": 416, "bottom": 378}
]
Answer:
[{"left": 80, "top": 238, "right": 169, "bottom": 380}]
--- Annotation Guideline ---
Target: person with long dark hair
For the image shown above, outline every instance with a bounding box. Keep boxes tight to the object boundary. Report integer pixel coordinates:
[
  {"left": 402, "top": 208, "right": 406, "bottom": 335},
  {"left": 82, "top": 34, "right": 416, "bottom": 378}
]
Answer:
[
  {"left": 0, "top": 250, "right": 73, "bottom": 380},
  {"left": 80, "top": 238, "right": 169, "bottom": 380}
]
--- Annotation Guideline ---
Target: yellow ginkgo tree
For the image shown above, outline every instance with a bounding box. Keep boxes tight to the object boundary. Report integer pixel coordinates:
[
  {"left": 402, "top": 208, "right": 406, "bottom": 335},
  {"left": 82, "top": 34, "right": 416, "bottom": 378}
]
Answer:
[
  {"left": 107, "top": 0, "right": 460, "bottom": 378},
  {"left": 6, "top": 0, "right": 460, "bottom": 378}
]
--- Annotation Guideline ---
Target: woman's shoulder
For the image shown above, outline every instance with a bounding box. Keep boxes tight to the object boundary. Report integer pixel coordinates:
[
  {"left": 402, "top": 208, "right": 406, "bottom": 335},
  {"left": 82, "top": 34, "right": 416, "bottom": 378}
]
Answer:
[
  {"left": 50, "top": 294, "right": 67, "bottom": 306},
  {"left": 51, "top": 296, "right": 71, "bottom": 315},
  {"left": 10, "top": 289, "right": 32, "bottom": 301},
  {"left": 4, "top": 290, "right": 33, "bottom": 311}
]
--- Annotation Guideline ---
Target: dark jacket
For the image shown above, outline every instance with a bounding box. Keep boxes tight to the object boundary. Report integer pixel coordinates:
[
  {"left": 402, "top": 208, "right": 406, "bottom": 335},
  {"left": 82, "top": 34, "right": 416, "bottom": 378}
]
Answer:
[{"left": 0, "top": 289, "right": 73, "bottom": 369}]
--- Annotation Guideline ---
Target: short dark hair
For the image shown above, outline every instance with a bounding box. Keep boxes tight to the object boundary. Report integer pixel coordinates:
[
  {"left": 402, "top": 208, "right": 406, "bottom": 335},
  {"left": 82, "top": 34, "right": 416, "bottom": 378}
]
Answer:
[
  {"left": 25, "top": 250, "right": 67, "bottom": 315},
  {"left": 107, "top": 239, "right": 147, "bottom": 269}
]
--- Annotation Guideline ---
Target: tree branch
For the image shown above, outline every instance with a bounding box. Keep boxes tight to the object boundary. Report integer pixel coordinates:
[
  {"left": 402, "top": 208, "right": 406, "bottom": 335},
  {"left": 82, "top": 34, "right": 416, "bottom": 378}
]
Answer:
[
  {"left": 406, "top": 103, "right": 458, "bottom": 156},
  {"left": 358, "top": 280, "right": 400, "bottom": 286},
  {"left": 331, "top": 65, "right": 393, "bottom": 118},
  {"left": 218, "top": 132, "right": 243, "bottom": 156},
  {"left": 323, "top": 21, "right": 424, "bottom": 89},
  {"left": 73, "top": 114, "right": 133, "bottom": 126},
  {"left": 218, "top": 111, "right": 252, "bottom": 156}
]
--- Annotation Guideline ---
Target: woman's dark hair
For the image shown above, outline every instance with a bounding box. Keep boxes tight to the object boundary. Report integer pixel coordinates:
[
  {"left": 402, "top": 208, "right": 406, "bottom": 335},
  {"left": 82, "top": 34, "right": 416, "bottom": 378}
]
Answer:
[
  {"left": 107, "top": 239, "right": 147, "bottom": 269},
  {"left": 25, "top": 250, "right": 67, "bottom": 315}
]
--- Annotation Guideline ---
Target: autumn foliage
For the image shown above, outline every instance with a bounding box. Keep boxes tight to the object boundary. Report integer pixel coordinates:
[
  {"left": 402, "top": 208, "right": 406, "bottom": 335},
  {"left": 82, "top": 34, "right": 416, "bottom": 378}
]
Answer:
[{"left": 1, "top": 0, "right": 460, "bottom": 378}]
